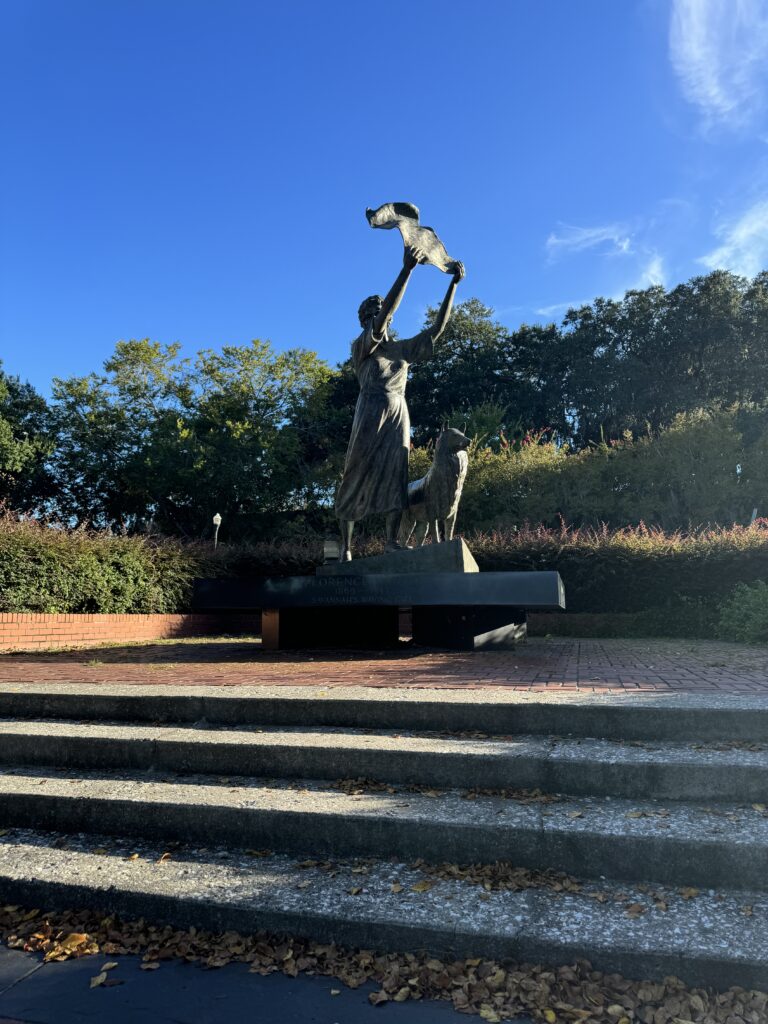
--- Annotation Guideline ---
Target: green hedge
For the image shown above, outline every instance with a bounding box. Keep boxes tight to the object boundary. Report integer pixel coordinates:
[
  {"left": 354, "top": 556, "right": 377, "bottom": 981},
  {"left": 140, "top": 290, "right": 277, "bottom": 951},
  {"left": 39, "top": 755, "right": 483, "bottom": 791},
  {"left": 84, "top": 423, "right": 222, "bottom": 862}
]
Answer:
[
  {"left": 1, "top": 516, "right": 767, "bottom": 638},
  {"left": 0, "top": 518, "right": 208, "bottom": 613},
  {"left": 717, "top": 581, "right": 768, "bottom": 644}
]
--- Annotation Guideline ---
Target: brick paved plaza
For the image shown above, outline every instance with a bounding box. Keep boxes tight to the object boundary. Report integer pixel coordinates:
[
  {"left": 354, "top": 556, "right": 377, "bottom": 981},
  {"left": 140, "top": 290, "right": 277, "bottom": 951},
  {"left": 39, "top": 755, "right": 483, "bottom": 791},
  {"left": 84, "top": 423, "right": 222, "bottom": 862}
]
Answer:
[{"left": 0, "top": 637, "right": 766, "bottom": 693}]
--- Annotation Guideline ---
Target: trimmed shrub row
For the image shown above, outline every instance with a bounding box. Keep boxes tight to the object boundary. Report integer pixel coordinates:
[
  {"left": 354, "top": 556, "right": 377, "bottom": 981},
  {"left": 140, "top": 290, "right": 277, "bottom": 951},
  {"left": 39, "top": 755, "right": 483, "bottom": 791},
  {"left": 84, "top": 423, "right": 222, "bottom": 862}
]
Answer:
[{"left": 0, "top": 518, "right": 208, "bottom": 614}]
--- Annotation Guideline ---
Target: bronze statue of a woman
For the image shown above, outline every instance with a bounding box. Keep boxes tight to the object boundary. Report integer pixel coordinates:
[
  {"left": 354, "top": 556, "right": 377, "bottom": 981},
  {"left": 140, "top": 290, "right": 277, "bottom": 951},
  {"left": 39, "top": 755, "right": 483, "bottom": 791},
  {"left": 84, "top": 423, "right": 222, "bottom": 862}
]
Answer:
[{"left": 335, "top": 244, "right": 465, "bottom": 560}]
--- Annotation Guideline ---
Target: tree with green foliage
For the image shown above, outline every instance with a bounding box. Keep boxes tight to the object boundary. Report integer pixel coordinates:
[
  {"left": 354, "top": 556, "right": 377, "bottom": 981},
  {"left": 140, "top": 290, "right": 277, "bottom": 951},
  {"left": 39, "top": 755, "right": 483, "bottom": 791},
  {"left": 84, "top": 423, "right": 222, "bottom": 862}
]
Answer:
[
  {"left": 549, "top": 270, "right": 768, "bottom": 447},
  {"left": 0, "top": 364, "right": 53, "bottom": 511},
  {"left": 407, "top": 298, "right": 549, "bottom": 446},
  {"left": 48, "top": 338, "right": 332, "bottom": 537}
]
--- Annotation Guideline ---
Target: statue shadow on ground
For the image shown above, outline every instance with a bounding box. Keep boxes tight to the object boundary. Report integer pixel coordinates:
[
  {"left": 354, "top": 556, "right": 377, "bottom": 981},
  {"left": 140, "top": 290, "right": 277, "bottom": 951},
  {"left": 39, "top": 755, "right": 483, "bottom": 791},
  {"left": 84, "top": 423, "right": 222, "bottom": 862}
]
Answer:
[{"left": 0, "top": 637, "right": 437, "bottom": 666}]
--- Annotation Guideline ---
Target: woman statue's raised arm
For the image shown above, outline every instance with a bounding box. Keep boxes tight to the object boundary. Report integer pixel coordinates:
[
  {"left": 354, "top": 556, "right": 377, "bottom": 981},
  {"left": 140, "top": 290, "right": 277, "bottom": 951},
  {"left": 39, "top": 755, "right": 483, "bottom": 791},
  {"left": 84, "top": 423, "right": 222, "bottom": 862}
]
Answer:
[
  {"left": 371, "top": 245, "right": 427, "bottom": 338},
  {"left": 427, "top": 261, "right": 466, "bottom": 342}
]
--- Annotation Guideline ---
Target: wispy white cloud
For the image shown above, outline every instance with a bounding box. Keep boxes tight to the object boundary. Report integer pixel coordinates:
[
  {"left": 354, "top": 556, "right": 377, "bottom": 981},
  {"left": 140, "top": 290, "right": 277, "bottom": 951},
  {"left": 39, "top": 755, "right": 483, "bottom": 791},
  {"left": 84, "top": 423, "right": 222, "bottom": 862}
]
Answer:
[
  {"left": 699, "top": 198, "right": 768, "bottom": 276},
  {"left": 535, "top": 249, "right": 667, "bottom": 319},
  {"left": 634, "top": 252, "right": 666, "bottom": 288},
  {"left": 669, "top": 0, "right": 768, "bottom": 132},
  {"left": 534, "top": 299, "right": 590, "bottom": 318},
  {"left": 545, "top": 223, "right": 631, "bottom": 261},
  {"left": 492, "top": 304, "right": 526, "bottom": 318}
]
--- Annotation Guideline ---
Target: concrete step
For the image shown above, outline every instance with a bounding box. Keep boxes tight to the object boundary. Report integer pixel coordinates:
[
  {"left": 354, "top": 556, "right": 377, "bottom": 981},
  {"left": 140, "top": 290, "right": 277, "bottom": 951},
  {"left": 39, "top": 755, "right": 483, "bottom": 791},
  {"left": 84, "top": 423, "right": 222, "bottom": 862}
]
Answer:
[
  {"left": 2, "top": 683, "right": 768, "bottom": 741},
  {"left": 1, "top": 768, "right": 766, "bottom": 890},
  {"left": 0, "top": 826, "right": 765, "bottom": 991},
  {"left": 0, "top": 719, "right": 766, "bottom": 800}
]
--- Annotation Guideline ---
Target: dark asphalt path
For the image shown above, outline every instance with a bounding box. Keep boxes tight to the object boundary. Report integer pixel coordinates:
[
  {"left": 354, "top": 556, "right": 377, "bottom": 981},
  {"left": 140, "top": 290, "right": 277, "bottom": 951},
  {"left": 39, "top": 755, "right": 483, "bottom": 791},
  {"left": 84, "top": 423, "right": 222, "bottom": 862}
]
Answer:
[{"left": 0, "top": 946, "right": 534, "bottom": 1024}]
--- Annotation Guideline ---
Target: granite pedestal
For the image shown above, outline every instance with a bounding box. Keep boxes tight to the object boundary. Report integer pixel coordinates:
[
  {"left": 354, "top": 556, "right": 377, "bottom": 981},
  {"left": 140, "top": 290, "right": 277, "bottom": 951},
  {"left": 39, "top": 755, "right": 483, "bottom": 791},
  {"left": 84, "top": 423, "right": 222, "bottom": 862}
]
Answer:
[{"left": 193, "top": 557, "right": 565, "bottom": 652}]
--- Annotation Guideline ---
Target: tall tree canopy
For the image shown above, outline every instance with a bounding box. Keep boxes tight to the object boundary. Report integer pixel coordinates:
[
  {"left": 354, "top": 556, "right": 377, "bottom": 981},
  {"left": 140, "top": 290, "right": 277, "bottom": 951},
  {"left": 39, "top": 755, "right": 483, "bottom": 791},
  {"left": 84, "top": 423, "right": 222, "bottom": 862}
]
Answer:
[{"left": 47, "top": 339, "right": 331, "bottom": 536}]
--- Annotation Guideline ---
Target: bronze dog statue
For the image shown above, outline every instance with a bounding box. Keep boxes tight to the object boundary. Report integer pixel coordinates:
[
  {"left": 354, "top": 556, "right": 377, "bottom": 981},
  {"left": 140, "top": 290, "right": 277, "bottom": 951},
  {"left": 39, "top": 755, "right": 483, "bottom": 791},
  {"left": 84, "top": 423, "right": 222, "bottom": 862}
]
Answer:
[{"left": 398, "top": 428, "right": 470, "bottom": 546}]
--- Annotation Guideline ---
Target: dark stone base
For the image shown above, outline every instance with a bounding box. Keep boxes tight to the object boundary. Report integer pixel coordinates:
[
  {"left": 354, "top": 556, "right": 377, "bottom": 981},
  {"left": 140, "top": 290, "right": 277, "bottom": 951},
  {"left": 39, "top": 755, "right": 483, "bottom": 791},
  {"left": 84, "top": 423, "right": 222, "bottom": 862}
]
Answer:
[
  {"left": 195, "top": 569, "right": 561, "bottom": 652},
  {"left": 412, "top": 606, "right": 527, "bottom": 650},
  {"left": 259, "top": 604, "right": 528, "bottom": 651},
  {"left": 262, "top": 606, "right": 400, "bottom": 651}
]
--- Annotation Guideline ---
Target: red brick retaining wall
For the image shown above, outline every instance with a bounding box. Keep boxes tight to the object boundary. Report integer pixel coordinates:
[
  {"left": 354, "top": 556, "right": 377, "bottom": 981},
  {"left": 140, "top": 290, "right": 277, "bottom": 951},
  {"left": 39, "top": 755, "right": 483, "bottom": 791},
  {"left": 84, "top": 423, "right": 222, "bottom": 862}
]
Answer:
[{"left": 0, "top": 613, "right": 262, "bottom": 652}]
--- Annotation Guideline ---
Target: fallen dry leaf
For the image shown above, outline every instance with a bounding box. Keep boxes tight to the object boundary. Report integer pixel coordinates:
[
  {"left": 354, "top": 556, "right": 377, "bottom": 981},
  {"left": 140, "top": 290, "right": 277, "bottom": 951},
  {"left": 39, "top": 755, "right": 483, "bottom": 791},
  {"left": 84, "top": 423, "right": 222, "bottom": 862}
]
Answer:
[
  {"left": 625, "top": 903, "right": 647, "bottom": 918},
  {"left": 90, "top": 971, "right": 107, "bottom": 988},
  {"left": 44, "top": 932, "right": 90, "bottom": 963},
  {"left": 411, "top": 880, "right": 434, "bottom": 893}
]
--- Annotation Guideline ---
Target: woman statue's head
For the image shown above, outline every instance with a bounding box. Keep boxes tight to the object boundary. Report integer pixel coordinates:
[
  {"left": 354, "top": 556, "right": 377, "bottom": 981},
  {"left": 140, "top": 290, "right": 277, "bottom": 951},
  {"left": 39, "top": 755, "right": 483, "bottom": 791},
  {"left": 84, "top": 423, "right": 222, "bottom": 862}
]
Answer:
[{"left": 358, "top": 295, "right": 383, "bottom": 327}]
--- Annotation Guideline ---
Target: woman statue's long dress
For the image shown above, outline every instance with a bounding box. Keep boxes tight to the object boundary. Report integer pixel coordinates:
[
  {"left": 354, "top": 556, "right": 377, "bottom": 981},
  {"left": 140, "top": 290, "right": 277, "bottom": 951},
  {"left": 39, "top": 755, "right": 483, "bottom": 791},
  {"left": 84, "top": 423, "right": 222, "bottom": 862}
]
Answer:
[{"left": 336, "top": 246, "right": 465, "bottom": 560}]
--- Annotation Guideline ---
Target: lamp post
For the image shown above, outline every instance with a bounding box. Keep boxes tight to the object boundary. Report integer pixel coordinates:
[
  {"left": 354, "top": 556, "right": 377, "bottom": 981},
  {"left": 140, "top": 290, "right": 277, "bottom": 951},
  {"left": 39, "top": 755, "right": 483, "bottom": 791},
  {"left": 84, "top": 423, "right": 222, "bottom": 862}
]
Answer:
[{"left": 212, "top": 512, "right": 222, "bottom": 549}]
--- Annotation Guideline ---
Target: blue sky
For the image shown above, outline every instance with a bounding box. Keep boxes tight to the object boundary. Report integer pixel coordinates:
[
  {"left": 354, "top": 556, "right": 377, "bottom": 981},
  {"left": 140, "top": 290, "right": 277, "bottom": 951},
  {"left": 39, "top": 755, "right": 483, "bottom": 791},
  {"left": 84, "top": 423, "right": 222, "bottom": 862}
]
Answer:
[{"left": 2, "top": 0, "right": 768, "bottom": 392}]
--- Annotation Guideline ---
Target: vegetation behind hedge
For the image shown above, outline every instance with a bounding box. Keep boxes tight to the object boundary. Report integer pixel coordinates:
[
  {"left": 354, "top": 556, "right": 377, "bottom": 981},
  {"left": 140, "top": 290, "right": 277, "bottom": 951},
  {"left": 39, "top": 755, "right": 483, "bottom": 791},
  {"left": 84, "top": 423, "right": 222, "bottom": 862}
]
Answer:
[
  {"left": 446, "top": 409, "right": 767, "bottom": 534},
  {"left": 2, "top": 515, "right": 768, "bottom": 640}
]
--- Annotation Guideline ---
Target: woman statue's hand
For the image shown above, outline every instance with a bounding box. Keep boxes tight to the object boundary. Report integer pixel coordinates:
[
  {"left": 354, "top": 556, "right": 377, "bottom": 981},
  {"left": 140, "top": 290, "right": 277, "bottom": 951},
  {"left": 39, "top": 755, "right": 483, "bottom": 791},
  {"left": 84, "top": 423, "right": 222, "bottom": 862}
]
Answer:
[
  {"left": 452, "top": 260, "right": 466, "bottom": 285},
  {"left": 403, "top": 245, "right": 427, "bottom": 270}
]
